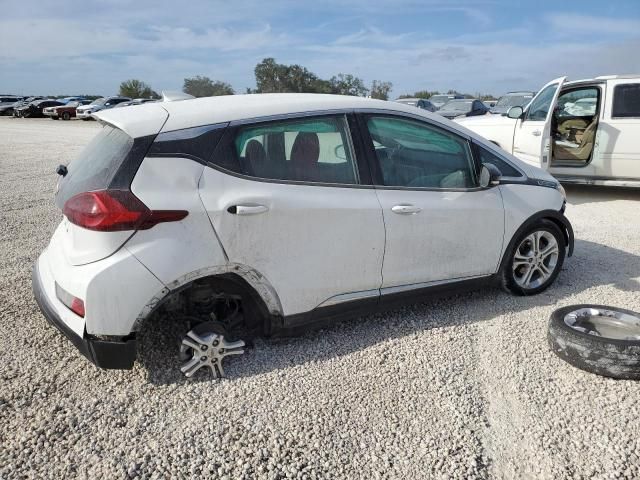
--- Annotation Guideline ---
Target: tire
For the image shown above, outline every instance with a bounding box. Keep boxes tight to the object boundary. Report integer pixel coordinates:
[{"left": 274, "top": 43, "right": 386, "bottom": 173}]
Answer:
[
  {"left": 82, "top": 117, "right": 90, "bottom": 121},
  {"left": 51, "top": 116, "right": 59, "bottom": 120},
  {"left": 500, "top": 219, "right": 565, "bottom": 295},
  {"left": 548, "top": 305, "right": 640, "bottom": 380},
  {"left": 62, "top": 112, "right": 71, "bottom": 120}
]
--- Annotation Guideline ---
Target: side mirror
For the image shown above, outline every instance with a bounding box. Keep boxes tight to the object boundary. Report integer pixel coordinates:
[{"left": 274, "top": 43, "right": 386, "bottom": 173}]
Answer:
[
  {"left": 479, "top": 163, "right": 502, "bottom": 188},
  {"left": 507, "top": 106, "right": 523, "bottom": 119}
]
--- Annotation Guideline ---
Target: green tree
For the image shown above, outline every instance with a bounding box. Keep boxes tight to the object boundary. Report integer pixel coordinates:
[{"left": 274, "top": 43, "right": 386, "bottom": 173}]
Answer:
[
  {"left": 370, "top": 80, "right": 393, "bottom": 100},
  {"left": 414, "top": 90, "right": 440, "bottom": 99},
  {"left": 183, "top": 75, "right": 235, "bottom": 97},
  {"left": 254, "top": 58, "right": 330, "bottom": 93},
  {"left": 119, "top": 79, "right": 157, "bottom": 99},
  {"left": 328, "top": 73, "right": 368, "bottom": 96}
]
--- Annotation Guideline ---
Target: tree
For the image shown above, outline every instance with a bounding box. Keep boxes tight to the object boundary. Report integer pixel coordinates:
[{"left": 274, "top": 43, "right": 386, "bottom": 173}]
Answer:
[
  {"left": 370, "top": 80, "right": 393, "bottom": 100},
  {"left": 254, "top": 58, "right": 330, "bottom": 93},
  {"left": 119, "top": 79, "right": 157, "bottom": 99},
  {"left": 183, "top": 75, "right": 234, "bottom": 97},
  {"left": 414, "top": 90, "right": 440, "bottom": 99},
  {"left": 328, "top": 73, "right": 368, "bottom": 96}
]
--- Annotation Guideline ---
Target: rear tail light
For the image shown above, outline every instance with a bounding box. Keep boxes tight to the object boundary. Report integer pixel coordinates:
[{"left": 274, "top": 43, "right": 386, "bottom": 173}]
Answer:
[
  {"left": 63, "top": 190, "right": 188, "bottom": 232},
  {"left": 55, "top": 283, "right": 85, "bottom": 317}
]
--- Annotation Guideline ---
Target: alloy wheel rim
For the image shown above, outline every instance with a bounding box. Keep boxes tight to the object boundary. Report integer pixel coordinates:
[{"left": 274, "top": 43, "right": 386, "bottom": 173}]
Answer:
[
  {"left": 180, "top": 330, "right": 245, "bottom": 378},
  {"left": 512, "top": 230, "right": 559, "bottom": 289}
]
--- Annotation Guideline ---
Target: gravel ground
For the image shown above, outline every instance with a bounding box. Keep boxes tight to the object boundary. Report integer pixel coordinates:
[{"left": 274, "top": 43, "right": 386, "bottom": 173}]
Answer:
[{"left": 1, "top": 117, "right": 640, "bottom": 479}]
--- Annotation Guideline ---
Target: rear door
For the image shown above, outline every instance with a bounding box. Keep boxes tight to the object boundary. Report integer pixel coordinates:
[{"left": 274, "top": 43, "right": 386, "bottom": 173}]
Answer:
[
  {"left": 599, "top": 79, "right": 640, "bottom": 180},
  {"left": 359, "top": 114, "right": 504, "bottom": 290},
  {"left": 512, "top": 77, "right": 566, "bottom": 167},
  {"left": 199, "top": 114, "right": 385, "bottom": 317}
]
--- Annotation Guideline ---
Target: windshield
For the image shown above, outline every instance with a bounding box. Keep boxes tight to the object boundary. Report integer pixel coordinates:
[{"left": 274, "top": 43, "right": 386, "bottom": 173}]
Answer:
[
  {"left": 91, "top": 98, "right": 107, "bottom": 106},
  {"left": 495, "top": 95, "right": 533, "bottom": 108},
  {"left": 440, "top": 101, "right": 472, "bottom": 112}
]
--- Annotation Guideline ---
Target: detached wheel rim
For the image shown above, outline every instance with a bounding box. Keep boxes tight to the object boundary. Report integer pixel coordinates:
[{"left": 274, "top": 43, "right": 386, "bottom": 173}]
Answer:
[
  {"left": 564, "top": 307, "right": 640, "bottom": 341},
  {"left": 180, "top": 329, "right": 245, "bottom": 378},
  {"left": 512, "top": 230, "right": 559, "bottom": 289}
]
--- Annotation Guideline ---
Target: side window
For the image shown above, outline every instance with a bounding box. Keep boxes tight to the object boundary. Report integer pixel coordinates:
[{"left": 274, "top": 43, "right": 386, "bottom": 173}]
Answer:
[
  {"left": 366, "top": 116, "right": 477, "bottom": 189},
  {"left": 526, "top": 84, "right": 558, "bottom": 121},
  {"left": 474, "top": 144, "right": 523, "bottom": 178},
  {"left": 612, "top": 84, "right": 640, "bottom": 118},
  {"left": 556, "top": 88, "right": 599, "bottom": 117},
  {"left": 233, "top": 115, "right": 358, "bottom": 184}
]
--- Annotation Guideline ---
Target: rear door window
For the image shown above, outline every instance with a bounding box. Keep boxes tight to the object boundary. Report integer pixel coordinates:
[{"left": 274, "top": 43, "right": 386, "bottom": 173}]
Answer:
[
  {"left": 612, "top": 84, "right": 640, "bottom": 118},
  {"left": 233, "top": 115, "right": 359, "bottom": 184},
  {"left": 55, "top": 125, "right": 134, "bottom": 206}
]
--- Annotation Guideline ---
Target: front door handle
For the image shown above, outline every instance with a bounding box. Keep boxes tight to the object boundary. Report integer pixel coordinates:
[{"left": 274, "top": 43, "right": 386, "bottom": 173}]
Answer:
[
  {"left": 227, "top": 204, "right": 269, "bottom": 215},
  {"left": 391, "top": 204, "right": 422, "bottom": 215},
  {"left": 532, "top": 130, "right": 542, "bottom": 136}
]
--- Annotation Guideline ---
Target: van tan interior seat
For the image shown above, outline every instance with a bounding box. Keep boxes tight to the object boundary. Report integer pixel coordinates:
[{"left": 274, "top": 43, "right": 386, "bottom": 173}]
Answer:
[{"left": 553, "top": 120, "right": 597, "bottom": 162}]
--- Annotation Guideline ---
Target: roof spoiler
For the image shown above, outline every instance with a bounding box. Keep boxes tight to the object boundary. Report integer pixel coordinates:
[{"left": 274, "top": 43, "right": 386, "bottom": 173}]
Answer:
[{"left": 161, "top": 91, "right": 195, "bottom": 102}]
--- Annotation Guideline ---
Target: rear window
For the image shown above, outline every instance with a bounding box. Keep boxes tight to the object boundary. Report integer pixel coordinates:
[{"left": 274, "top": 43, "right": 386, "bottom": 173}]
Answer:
[
  {"left": 55, "top": 125, "right": 134, "bottom": 207},
  {"left": 612, "top": 84, "right": 640, "bottom": 118}
]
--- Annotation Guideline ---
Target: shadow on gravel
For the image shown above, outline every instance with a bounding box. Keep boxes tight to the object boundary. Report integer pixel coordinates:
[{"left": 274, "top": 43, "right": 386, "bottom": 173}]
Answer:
[
  {"left": 565, "top": 185, "right": 640, "bottom": 206},
  {"left": 137, "top": 239, "right": 640, "bottom": 385}
]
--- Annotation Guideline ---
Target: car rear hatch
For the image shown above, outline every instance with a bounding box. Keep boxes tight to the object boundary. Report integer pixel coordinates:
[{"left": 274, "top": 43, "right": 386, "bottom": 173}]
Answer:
[{"left": 53, "top": 104, "right": 168, "bottom": 265}]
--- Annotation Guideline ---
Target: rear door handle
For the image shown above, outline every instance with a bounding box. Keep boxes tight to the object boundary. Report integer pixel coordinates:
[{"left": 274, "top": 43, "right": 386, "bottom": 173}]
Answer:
[
  {"left": 391, "top": 204, "right": 422, "bottom": 215},
  {"left": 532, "top": 130, "right": 542, "bottom": 136},
  {"left": 227, "top": 204, "right": 269, "bottom": 215}
]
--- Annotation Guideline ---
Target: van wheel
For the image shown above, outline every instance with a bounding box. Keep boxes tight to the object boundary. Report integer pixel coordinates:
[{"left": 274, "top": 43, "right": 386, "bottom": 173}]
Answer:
[{"left": 500, "top": 219, "right": 566, "bottom": 295}]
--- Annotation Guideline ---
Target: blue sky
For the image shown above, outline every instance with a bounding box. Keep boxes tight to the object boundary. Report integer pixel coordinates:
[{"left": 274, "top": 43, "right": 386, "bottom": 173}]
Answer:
[{"left": 1, "top": 0, "right": 639, "bottom": 97}]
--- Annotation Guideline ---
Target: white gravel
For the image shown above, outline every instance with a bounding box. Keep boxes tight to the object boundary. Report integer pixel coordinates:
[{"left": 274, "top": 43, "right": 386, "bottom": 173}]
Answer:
[{"left": 1, "top": 117, "right": 640, "bottom": 479}]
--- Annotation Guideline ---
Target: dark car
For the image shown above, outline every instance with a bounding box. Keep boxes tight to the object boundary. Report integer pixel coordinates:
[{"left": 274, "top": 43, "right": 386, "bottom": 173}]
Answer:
[
  {"left": 490, "top": 91, "right": 535, "bottom": 115},
  {"left": 17, "top": 99, "right": 65, "bottom": 118},
  {"left": 0, "top": 96, "right": 23, "bottom": 116},
  {"left": 394, "top": 97, "right": 437, "bottom": 112},
  {"left": 437, "top": 99, "right": 490, "bottom": 119},
  {"left": 12, "top": 97, "right": 45, "bottom": 117}
]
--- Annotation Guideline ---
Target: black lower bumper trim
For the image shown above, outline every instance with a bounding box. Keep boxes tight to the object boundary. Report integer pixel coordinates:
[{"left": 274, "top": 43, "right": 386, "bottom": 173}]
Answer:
[{"left": 32, "top": 262, "right": 136, "bottom": 370}]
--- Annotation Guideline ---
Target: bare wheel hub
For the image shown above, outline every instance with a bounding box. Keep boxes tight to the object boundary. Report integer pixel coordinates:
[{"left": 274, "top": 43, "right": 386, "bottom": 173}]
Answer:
[{"left": 180, "top": 328, "right": 245, "bottom": 378}]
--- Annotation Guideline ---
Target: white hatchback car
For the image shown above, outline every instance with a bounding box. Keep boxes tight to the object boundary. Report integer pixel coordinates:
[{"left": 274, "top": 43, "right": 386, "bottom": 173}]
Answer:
[{"left": 33, "top": 94, "right": 574, "bottom": 377}]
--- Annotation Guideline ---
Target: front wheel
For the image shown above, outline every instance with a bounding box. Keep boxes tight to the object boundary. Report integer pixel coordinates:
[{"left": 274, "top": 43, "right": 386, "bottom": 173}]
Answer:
[{"left": 500, "top": 219, "right": 566, "bottom": 295}]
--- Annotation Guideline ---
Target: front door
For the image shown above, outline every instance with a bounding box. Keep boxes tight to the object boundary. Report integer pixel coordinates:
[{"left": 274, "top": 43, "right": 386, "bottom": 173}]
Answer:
[
  {"left": 199, "top": 114, "right": 385, "bottom": 316},
  {"left": 512, "top": 77, "right": 566, "bottom": 167},
  {"left": 360, "top": 114, "right": 505, "bottom": 289}
]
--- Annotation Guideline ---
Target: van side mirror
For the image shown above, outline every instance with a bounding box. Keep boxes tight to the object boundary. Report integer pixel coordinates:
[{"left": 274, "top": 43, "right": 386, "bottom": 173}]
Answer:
[
  {"left": 507, "top": 106, "right": 523, "bottom": 119},
  {"left": 479, "top": 163, "right": 502, "bottom": 188}
]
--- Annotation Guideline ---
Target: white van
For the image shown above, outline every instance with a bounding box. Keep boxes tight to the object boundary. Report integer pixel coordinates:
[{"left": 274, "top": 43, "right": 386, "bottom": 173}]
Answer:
[{"left": 457, "top": 75, "right": 640, "bottom": 187}]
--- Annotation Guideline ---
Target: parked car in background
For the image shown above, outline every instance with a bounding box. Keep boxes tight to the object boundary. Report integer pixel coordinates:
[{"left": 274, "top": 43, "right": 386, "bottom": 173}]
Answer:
[
  {"left": 483, "top": 100, "right": 497, "bottom": 109},
  {"left": 0, "top": 96, "right": 23, "bottom": 115},
  {"left": 12, "top": 97, "right": 45, "bottom": 117},
  {"left": 113, "top": 98, "right": 160, "bottom": 108},
  {"left": 437, "top": 99, "right": 490, "bottom": 119},
  {"left": 76, "top": 96, "right": 131, "bottom": 120},
  {"left": 44, "top": 100, "right": 93, "bottom": 120},
  {"left": 16, "top": 99, "right": 64, "bottom": 118},
  {"left": 490, "top": 91, "right": 535, "bottom": 115},
  {"left": 394, "top": 98, "right": 437, "bottom": 112},
  {"left": 33, "top": 93, "right": 572, "bottom": 376},
  {"left": 58, "top": 97, "right": 87, "bottom": 105},
  {"left": 429, "top": 94, "right": 465, "bottom": 110},
  {"left": 457, "top": 75, "right": 640, "bottom": 187}
]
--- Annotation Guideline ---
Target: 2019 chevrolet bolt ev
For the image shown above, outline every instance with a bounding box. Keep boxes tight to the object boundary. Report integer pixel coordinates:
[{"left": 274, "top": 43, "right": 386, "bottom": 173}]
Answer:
[{"left": 32, "top": 93, "right": 574, "bottom": 378}]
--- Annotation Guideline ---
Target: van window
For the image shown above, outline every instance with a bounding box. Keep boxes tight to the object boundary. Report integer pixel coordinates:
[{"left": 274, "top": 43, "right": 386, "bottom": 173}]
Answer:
[
  {"left": 233, "top": 116, "right": 359, "bottom": 184},
  {"left": 526, "top": 84, "right": 558, "bottom": 121},
  {"left": 612, "top": 84, "right": 640, "bottom": 118}
]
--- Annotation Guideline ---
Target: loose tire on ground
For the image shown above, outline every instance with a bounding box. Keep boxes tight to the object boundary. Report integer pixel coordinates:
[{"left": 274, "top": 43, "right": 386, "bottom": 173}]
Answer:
[{"left": 548, "top": 304, "right": 640, "bottom": 380}]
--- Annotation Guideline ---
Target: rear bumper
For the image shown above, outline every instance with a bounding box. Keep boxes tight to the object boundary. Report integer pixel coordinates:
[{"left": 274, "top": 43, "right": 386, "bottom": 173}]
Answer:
[{"left": 32, "top": 261, "right": 137, "bottom": 369}]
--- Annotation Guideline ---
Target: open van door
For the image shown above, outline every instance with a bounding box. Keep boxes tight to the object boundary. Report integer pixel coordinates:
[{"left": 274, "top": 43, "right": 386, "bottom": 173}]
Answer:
[{"left": 512, "top": 76, "right": 566, "bottom": 168}]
